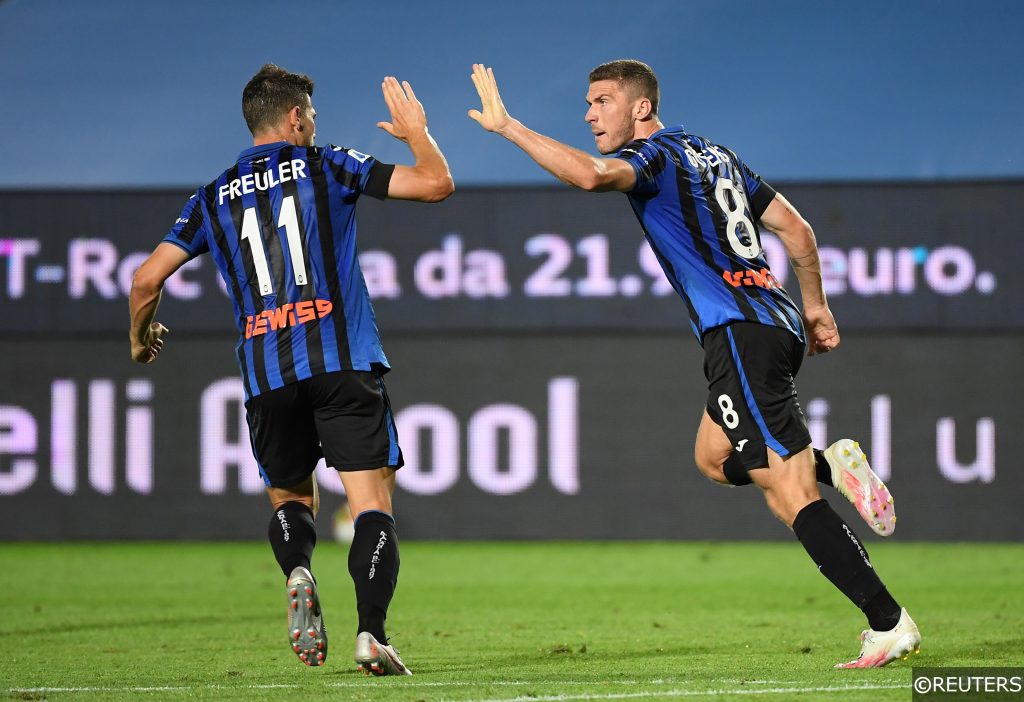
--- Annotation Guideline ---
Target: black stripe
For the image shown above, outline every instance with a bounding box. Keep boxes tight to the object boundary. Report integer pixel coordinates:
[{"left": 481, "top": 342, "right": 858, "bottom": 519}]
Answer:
[
  {"left": 253, "top": 155, "right": 296, "bottom": 386},
  {"left": 716, "top": 146, "right": 789, "bottom": 331},
  {"left": 204, "top": 176, "right": 256, "bottom": 399},
  {"left": 720, "top": 147, "right": 774, "bottom": 223},
  {"left": 178, "top": 197, "right": 205, "bottom": 246},
  {"left": 325, "top": 158, "right": 362, "bottom": 201},
  {"left": 658, "top": 134, "right": 759, "bottom": 328},
  {"left": 253, "top": 159, "right": 287, "bottom": 307},
  {"left": 622, "top": 140, "right": 668, "bottom": 184},
  {"left": 226, "top": 164, "right": 269, "bottom": 395},
  {"left": 307, "top": 149, "right": 352, "bottom": 369},
  {"left": 279, "top": 146, "right": 325, "bottom": 377},
  {"left": 747, "top": 285, "right": 790, "bottom": 329},
  {"left": 681, "top": 137, "right": 762, "bottom": 325},
  {"left": 364, "top": 162, "right": 394, "bottom": 201},
  {"left": 644, "top": 230, "right": 701, "bottom": 331}
]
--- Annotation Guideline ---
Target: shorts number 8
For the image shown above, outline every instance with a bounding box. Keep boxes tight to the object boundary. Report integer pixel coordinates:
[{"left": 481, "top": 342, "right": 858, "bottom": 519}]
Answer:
[{"left": 718, "top": 394, "right": 740, "bottom": 429}]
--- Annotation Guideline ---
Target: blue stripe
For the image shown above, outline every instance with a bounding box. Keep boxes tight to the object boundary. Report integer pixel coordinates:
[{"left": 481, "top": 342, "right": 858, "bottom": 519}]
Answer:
[
  {"left": 725, "top": 326, "right": 789, "bottom": 457},
  {"left": 247, "top": 425, "right": 273, "bottom": 487},
  {"left": 328, "top": 188, "right": 356, "bottom": 368},
  {"left": 290, "top": 316, "right": 312, "bottom": 380},
  {"left": 209, "top": 183, "right": 262, "bottom": 398},
  {"left": 262, "top": 325, "right": 284, "bottom": 389},
  {"left": 378, "top": 376, "right": 401, "bottom": 466},
  {"left": 294, "top": 162, "right": 342, "bottom": 373},
  {"left": 240, "top": 174, "right": 284, "bottom": 391}
]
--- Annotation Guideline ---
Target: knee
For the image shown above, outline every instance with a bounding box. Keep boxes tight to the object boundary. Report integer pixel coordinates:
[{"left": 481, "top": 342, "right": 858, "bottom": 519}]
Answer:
[
  {"left": 270, "top": 493, "right": 317, "bottom": 516},
  {"left": 694, "top": 450, "right": 730, "bottom": 486},
  {"left": 763, "top": 481, "right": 819, "bottom": 527},
  {"left": 760, "top": 487, "right": 795, "bottom": 526},
  {"left": 347, "top": 494, "right": 393, "bottom": 518}
]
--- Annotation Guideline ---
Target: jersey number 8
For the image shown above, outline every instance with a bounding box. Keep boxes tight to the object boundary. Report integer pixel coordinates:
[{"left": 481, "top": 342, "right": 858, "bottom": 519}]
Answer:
[{"left": 714, "top": 179, "right": 761, "bottom": 260}]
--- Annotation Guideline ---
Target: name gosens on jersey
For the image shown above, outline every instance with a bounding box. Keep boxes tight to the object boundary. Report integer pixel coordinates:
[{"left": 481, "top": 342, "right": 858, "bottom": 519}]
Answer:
[
  {"left": 163, "top": 142, "right": 394, "bottom": 399},
  {"left": 615, "top": 126, "right": 804, "bottom": 344}
]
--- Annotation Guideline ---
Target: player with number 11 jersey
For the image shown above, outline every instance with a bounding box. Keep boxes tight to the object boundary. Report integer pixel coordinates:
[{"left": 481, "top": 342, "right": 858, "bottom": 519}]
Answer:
[
  {"left": 130, "top": 63, "right": 453, "bottom": 674},
  {"left": 164, "top": 142, "right": 391, "bottom": 400}
]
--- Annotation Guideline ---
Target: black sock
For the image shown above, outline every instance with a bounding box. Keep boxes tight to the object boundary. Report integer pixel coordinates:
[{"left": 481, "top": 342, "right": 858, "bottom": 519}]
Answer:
[
  {"left": 267, "top": 502, "right": 317, "bottom": 578},
  {"left": 863, "top": 588, "right": 902, "bottom": 631},
  {"left": 723, "top": 453, "right": 753, "bottom": 486},
  {"left": 792, "top": 500, "right": 899, "bottom": 628},
  {"left": 813, "top": 449, "right": 834, "bottom": 487},
  {"left": 348, "top": 510, "right": 399, "bottom": 642}
]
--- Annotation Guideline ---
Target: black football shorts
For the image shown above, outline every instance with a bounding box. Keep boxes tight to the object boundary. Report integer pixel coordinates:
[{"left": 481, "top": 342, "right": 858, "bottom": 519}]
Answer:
[
  {"left": 702, "top": 321, "right": 812, "bottom": 472},
  {"left": 244, "top": 370, "right": 404, "bottom": 488}
]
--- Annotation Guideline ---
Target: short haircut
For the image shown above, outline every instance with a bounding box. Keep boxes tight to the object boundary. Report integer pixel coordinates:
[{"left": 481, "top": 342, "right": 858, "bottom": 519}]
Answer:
[
  {"left": 241, "top": 63, "right": 314, "bottom": 136},
  {"left": 589, "top": 59, "right": 660, "bottom": 115}
]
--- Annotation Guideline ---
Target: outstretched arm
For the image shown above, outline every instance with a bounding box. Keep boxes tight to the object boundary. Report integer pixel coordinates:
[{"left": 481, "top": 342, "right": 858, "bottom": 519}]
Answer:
[
  {"left": 467, "top": 64, "right": 635, "bottom": 193},
  {"left": 376, "top": 76, "right": 454, "bottom": 202},
  {"left": 759, "top": 193, "right": 838, "bottom": 356},
  {"left": 128, "top": 242, "right": 189, "bottom": 363}
]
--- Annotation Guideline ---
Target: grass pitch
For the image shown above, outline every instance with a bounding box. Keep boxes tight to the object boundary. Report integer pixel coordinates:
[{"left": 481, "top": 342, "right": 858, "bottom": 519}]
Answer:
[{"left": 2, "top": 541, "right": 1022, "bottom": 701}]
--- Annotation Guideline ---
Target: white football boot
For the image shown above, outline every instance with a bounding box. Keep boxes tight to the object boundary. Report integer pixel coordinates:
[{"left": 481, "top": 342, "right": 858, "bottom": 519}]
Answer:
[
  {"left": 836, "top": 608, "right": 922, "bottom": 668},
  {"left": 824, "top": 439, "right": 896, "bottom": 537},
  {"left": 286, "top": 566, "right": 327, "bottom": 667},
  {"left": 354, "top": 631, "right": 413, "bottom": 676}
]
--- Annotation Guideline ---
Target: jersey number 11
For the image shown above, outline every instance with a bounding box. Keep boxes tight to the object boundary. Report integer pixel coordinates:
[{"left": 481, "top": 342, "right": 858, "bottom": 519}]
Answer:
[{"left": 240, "top": 194, "right": 307, "bottom": 295}]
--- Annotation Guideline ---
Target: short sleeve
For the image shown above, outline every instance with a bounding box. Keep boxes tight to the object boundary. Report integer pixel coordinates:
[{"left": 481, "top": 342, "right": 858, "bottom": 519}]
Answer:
[
  {"left": 738, "top": 159, "right": 776, "bottom": 220},
  {"left": 162, "top": 192, "right": 209, "bottom": 258},
  {"left": 322, "top": 145, "right": 393, "bottom": 200},
  {"left": 615, "top": 140, "right": 667, "bottom": 198}
]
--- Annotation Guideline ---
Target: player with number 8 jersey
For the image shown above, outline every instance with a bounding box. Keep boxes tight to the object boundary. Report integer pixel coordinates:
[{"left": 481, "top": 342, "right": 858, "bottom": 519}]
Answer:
[
  {"left": 617, "top": 129, "right": 804, "bottom": 342},
  {"left": 468, "top": 59, "right": 920, "bottom": 668}
]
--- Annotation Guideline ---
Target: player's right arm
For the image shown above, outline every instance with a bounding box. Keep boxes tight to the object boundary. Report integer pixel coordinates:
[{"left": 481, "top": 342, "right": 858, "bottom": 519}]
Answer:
[
  {"left": 467, "top": 63, "right": 635, "bottom": 193},
  {"left": 128, "top": 242, "right": 189, "bottom": 363},
  {"left": 375, "top": 76, "right": 454, "bottom": 202},
  {"left": 759, "top": 193, "right": 839, "bottom": 356}
]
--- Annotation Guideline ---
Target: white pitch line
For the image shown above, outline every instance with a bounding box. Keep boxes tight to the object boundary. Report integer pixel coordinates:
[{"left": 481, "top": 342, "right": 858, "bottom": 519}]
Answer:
[
  {"left": 7, "top": 680, "right": 625, "bottom": 694},
  {"left": 456, "top": 683, "right": 909, "bottom": 702},
  {"left": 8, "top": 681, "right": 908, "bottom": 698}
]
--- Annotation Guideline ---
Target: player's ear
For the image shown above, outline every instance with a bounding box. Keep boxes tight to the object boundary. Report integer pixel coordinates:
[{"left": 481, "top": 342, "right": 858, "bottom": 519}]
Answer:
[{"left": 635, "top": 98, "right": 652, "bottom": 121}]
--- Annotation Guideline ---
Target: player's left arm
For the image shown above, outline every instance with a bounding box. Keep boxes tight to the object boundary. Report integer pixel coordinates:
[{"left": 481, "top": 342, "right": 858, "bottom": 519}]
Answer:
[
  {"left": 128, "top": 242, "right": 189, "bottom": 363},
  {"left": 467, "top": 64, "right": 636, "bottom": 193},
  {"left": 376, "top": 76, "right": 455, "bottom": 202},
  {"left": 759, "top": 193, "right": 839, "bottom": 355}
]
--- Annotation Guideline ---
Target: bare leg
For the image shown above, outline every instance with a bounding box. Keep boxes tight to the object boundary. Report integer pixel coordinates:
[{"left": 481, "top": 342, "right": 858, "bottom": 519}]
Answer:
[
  {"left": 749, "top": 445, "right": 819, "bottom": 527},
  {"left": 693, "top": 409, "right": 742, "bottom": 485}
]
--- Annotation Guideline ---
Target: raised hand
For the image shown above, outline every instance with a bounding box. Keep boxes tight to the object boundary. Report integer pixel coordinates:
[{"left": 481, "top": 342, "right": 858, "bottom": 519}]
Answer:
[
  {"left": 467, "top": 63, "right": 511, "bottom": 133},
  {"left": 377, "top": 76, "right": 428, "bottom": 143}
]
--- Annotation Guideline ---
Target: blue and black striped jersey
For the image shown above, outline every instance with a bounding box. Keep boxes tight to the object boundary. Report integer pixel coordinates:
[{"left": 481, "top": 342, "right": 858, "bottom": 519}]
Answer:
[
  {"left": 616, "top": 126, "right": 804, "bottom": 344},
  {"left": 163, "top": 141, "right": 394, "bottom": 399}
]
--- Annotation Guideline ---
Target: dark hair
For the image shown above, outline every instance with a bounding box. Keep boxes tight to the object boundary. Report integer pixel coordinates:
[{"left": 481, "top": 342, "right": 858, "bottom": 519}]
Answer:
[
  {"left": 588, "top": 59, "right": 659, "bottom": 115},
  {"left": 241, "top": 63, "right": 314, "bottom": 135}
]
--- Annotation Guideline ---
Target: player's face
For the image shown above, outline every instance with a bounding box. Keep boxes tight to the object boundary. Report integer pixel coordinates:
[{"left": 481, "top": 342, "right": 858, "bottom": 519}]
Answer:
[{"left": 585, "top": 80, "right": 638, "bottom": 154}]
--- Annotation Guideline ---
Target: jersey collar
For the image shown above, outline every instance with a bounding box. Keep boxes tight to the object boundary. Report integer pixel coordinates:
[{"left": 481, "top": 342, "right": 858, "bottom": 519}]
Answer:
[
  {"left": 646, "top": 124, "right": 685, "bottom": 140},
  {"left": 238, "top": 141, "right": 289, "bottom": 161}
]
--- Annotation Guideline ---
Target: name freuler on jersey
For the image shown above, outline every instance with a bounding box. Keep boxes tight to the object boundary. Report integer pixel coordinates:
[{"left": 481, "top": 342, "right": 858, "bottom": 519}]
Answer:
[{"left": 218, "top": 159, "right": 308, "bottom": 205}]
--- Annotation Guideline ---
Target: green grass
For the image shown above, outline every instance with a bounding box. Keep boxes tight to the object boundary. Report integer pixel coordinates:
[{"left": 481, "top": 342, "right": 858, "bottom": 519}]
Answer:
[{"left": 2, "top": 542, "right": 1022, "bottom": 701}]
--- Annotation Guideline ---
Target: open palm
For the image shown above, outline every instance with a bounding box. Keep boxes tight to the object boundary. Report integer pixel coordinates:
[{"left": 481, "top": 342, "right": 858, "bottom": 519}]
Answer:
[{"left": 467, "top": 63, "right": 511, "bottom": 133}]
